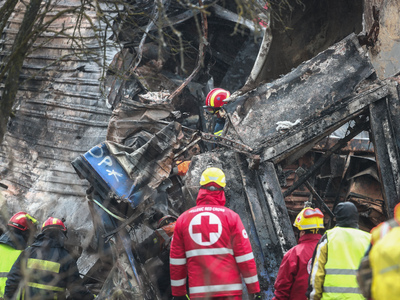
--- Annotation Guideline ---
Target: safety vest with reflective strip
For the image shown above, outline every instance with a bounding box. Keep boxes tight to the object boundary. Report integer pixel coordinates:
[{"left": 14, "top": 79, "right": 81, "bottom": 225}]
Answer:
[
  {"left": 323, "top": 227, "right": 370, "bottom": 299},
  {"left": 370, "top": 225, "right": 400, "bottom": 300},
  {"left": 23, "top": 258, "right": 66, "bottom": 300},
  {"left": 0, "top": 244, "right": 22, "bottom": 297}
]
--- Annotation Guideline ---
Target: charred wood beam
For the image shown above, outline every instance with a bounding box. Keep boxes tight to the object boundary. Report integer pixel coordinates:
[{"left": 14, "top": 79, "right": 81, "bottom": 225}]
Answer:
[
  {"left": 282, "top": 117, "right": 369, "bottom": 198},
  {"left": 235, "top": 154, "right": 296, "bottom": 296},
  {"left": 295, "top": 167, "right": 335, "bottom": 219},
  {"left": 369, "top": 88, "right": 400, "bottom": 218}
]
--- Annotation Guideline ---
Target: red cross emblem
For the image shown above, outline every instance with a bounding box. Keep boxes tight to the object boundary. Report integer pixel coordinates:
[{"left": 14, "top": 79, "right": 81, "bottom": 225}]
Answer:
[
  {"left": 192, "top": 215, "right": 219, "bottom": 242},
  {"left": 189, "top": 212, "right": 222, "bottom": 246}
]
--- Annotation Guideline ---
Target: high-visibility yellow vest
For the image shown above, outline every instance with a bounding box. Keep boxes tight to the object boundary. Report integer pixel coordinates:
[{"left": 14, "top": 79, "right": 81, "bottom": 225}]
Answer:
[
  {"left": 0, "top": 244, "right": 22, "bottom": 297},
  {"left": 370, "top": 226, "right": 400, "bottom": 300},
  {"left": 323, "top": 227, "right": 370, "bottom": 300}
]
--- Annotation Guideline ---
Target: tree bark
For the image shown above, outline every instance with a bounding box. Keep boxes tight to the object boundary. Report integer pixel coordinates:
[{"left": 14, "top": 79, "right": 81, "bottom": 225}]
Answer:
[{"left": 0, "top": 0, "right": 42, "bottom": 144}]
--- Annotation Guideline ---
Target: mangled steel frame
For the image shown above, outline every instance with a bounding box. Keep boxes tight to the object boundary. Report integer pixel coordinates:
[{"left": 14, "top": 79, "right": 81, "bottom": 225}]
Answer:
[
  {"left": 70, "top": 32, "right": 400, "bottom": 299},
  {"left": 223, "top": 33, "right": 400, "bottom": 219}
]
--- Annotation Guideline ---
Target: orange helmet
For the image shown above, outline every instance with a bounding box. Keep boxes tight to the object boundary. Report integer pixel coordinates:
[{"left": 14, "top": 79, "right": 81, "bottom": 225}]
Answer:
[
  {"left": 8, "top": 212, "right": 38, "bottom": 231},
  {"left": 294, "top": 207, "right": 324, "bottom": 231},
  {"left": 42, "top": 217, "right": 67, "bottom": 233},
  {"left": 157, "top": 215, "right": 178, "bottom": 229},
  {"left": 205, "top": 88, "right": 230, "bottom": 113}
]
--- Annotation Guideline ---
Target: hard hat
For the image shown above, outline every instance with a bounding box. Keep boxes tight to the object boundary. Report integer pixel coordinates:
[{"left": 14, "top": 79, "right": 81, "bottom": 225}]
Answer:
[
  {"left": 294, "top": 207, "right": 324, "bottom": 230},
  {"left": 157, "top": 215, "right": 178, "bottom": 229},
  {"left": 42, "top": 217, "right": 67, "bottom": 233},
  {"left": 200, "top": 167, "right": 226, "bottom": 188},
  {"left": 205, "top": 88, "right": 230, "bottom": 112},
  {"left": 8, "top": 212, "right": 38, "bottom": 231}
]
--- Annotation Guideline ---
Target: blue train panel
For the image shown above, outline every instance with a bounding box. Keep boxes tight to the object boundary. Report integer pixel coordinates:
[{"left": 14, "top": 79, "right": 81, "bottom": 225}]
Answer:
[{"left": 72, "top": 142, "right": 143, "bottom": 208}]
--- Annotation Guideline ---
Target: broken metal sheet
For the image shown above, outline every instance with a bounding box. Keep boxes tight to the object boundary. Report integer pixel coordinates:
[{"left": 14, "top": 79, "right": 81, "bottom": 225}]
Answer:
[
  {"left": 224, "top": 33, "right": 380, "bottom": 163},
  {"left": 313, "top": 137, "right": 375, "bottom": 153},
  {"left": 72, "top": 122, "right": 182, "bottom": 206},
  {"left": 87, "top": 194, "right": 160, "bottom": 299},
  {"left": 369, "top": 93, "right": 400, "bottom": 218},
  {"left": 183, "top": 150, "right": 296, "bottom": 298}
]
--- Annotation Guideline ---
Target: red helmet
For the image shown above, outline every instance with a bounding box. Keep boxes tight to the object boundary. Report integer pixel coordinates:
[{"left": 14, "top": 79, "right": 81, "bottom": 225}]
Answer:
[
  {"left": 42, "top": 217, "right": 67, "bottom": 233},
  {"left": 8, "top": 212, "right": 38, "bottom": 231},
  {"left": 157, "top": 215, "right": 177, "bottom": 229},
  {"left": 205, "top": 88, "right": 230, "bottom": 113}
]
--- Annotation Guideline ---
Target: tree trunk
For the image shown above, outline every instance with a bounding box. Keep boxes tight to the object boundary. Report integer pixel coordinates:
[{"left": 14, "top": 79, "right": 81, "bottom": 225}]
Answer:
[{"left": 0, "top": 0, "right": 41, "bottom": 144}]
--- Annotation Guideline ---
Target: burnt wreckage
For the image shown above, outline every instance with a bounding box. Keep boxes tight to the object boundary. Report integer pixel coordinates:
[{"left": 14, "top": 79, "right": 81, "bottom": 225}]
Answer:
[
  {"left": 1, "top": 0, "right": 400, "bottom": 299},
  {"left": 71, "top": 33, "right": 400, "bottom": 299}
]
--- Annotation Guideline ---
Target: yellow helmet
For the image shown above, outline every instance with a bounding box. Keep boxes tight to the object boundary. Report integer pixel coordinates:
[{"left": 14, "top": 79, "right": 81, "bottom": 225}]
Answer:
[
  {"left": 200, "top": 167, "right": 226, "bottom": 188},
  {"left": 294, "top": 207, "right": 324, "bottom": 231}
]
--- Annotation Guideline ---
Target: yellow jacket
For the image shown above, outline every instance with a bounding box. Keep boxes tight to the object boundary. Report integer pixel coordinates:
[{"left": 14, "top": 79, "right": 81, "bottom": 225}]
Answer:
[
  {"left": 0, "top": 244, "right": 22, "bottom": 297},
  {"left": 369, "top": 225, "right": 400, "bottom": 300}
]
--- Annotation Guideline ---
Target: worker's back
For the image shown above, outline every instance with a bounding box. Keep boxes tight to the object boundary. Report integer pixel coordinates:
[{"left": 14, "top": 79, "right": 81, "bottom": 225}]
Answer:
[{"left": 370, "top": 224, "right": 400, "bottom": 299}]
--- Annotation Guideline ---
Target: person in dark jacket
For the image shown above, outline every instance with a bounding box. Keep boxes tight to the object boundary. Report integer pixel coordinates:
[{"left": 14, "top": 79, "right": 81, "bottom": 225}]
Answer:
[
  {"left": 272, "top": 207, "right": 324, "bottom": 300},
  {"left": 4, "top": 217, "right": 94, "bottom": 300},
  {"left": 0, "top": 212, "right": 38, "bottom": 298}
]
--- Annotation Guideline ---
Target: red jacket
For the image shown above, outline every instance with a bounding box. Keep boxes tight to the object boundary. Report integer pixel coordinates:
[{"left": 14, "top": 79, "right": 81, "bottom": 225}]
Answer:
[
  {"left": 272, "top": 233, "right": 321, "bottom": 300},
  {"left": 169, "top": 186, "right": 260, "bottom": 298}
]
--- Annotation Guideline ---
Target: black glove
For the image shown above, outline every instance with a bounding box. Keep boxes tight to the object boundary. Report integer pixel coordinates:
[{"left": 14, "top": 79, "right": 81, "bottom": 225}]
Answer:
[
  {"left": 172, "top": 296, "right": 189, "bottom": 300},
  {"left": 251, "top": 292, "right": 262, "bottom": 299}
]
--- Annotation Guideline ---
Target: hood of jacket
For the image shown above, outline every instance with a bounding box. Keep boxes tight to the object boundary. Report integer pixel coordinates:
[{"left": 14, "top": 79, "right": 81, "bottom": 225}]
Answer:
[
  {"left": 334, "top": 202, "right": 359, "bottom": 228},
  {"left": 32, "top": 230, "right": 65, "bottom": 248},
  {"left": 196, "top": 184, "right": 226, "bottom": 206},
  {"left": 0, "top": 229, "right": 28, "bottom": 250}
]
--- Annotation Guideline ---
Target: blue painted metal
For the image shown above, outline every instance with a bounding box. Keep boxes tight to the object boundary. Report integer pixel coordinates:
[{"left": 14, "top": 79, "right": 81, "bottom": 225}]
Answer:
[{"left": 72, "top": 142, "right": 144, "bottom": 208}]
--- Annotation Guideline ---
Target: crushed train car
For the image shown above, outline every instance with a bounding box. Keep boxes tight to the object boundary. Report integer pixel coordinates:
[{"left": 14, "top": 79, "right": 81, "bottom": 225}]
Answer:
[{"left": 70, "top": 32, "right": 400, "bottom": 299}]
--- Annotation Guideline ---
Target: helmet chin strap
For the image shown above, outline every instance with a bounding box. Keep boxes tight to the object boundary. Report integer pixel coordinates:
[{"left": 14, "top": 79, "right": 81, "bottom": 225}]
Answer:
[{"left": 200, "top": 185, "right": 224, "bottom": 191}]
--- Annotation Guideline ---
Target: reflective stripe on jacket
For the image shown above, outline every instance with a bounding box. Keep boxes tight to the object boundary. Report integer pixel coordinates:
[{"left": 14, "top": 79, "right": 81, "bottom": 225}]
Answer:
[
  {"left": 0, "top": 244, "right": 22, "bottom": 297},
  {"left": 369, "top": 226, "right": 400, "bottom": 300},
  {"left": 170, "top": 187, "right": 260, "bottom": 298},
  {"left": 4, "top": 231, "right": 94, "bottom": 300},
  {"left": 308, "top": 227, "right": 370, "bottom": 300}
]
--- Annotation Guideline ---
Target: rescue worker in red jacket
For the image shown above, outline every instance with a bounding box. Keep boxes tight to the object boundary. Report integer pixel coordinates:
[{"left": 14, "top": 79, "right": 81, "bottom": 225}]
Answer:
[
  {"left": 204, "top": 88, "right": 230, "bottom": 136},
  {"left": 272, "top": 207, "right": 324, "bottom": 300},
  {"left": 169, "top": 167, "right": 261, "bottom": 300},
  {"left": 5, "top": 217, "right": 94, "bottom": 300},
  {"left": 0, "top": 212, "right": 38, "bottom": 298}
]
